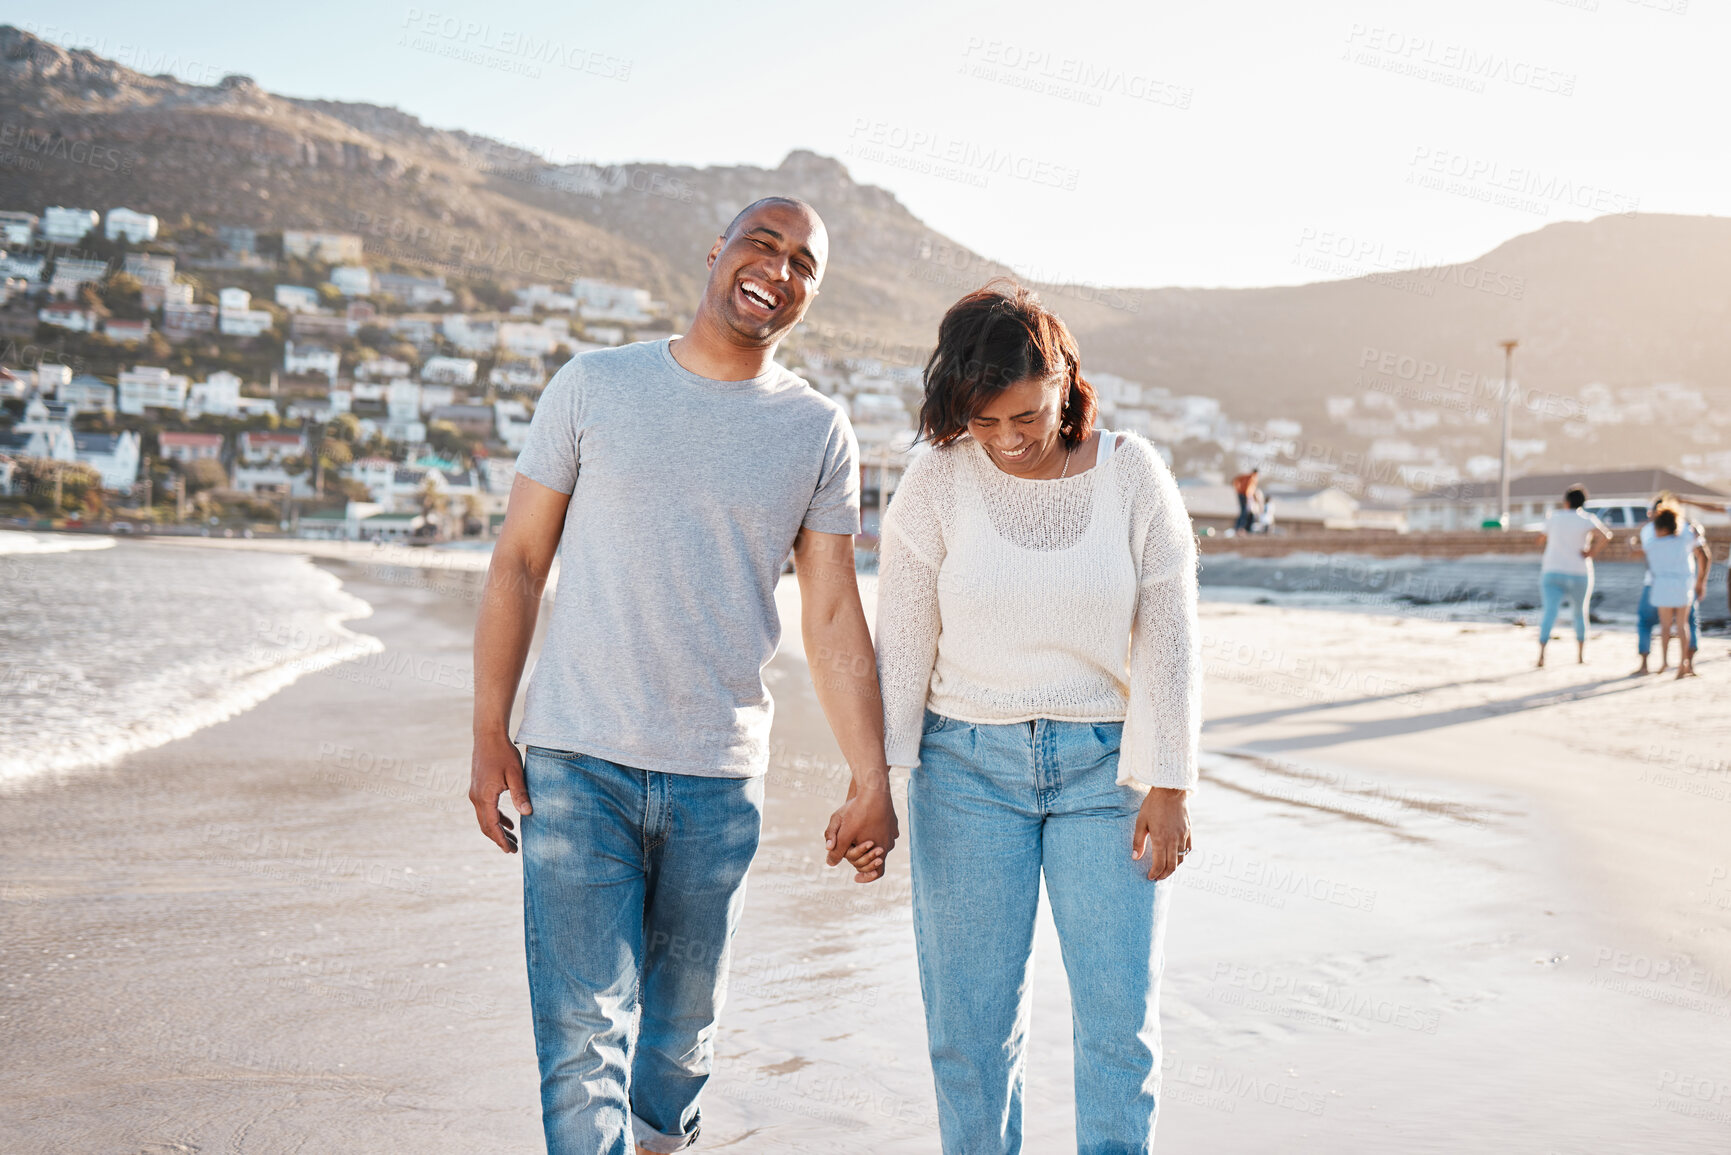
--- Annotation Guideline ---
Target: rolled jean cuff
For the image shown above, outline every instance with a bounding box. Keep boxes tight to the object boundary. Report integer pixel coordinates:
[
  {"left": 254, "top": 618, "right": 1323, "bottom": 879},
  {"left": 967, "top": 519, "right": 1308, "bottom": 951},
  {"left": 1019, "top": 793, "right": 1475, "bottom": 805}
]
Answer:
[{"left": 632, "top": 1113, "right": 698, "bottom": 1153}]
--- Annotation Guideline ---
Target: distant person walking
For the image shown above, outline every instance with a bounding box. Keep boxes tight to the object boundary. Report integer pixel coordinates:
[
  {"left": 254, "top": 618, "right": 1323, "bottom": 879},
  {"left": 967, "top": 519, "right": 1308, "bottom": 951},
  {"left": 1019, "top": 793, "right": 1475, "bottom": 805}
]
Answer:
[
  {"left": 1232, "top": 468, "right": 1260, "bottom": 533},
  {"left": 1633, "top": 493, "right": 1711, "bottom": 676},
  {"left": 1536, "top": 485, "right": 1610, "bottom": 668},
  {"left": 1646, "top": 508, "right": 1703, "bottom": 678}
]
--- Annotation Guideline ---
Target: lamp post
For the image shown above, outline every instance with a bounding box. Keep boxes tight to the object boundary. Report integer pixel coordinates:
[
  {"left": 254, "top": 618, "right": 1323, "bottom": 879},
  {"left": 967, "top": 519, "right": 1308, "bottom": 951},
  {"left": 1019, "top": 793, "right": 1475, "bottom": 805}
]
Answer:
[{"left": 1496, "top": 339, "right": 1518, "bottom": 528}]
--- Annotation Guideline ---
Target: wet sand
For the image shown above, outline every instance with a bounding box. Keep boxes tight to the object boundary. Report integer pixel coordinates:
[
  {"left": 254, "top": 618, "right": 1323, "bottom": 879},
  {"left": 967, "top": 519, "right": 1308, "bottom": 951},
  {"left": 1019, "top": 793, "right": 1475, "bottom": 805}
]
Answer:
[{"left": 3, "top": 553, "right": 1730, "bottom": 1152}]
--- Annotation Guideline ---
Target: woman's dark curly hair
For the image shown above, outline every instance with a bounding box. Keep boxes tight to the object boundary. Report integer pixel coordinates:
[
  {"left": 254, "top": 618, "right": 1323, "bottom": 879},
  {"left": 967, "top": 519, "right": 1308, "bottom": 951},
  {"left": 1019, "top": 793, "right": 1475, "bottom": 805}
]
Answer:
[{"left": 918, "top": 280, "right": 1097, "bottom": 449}]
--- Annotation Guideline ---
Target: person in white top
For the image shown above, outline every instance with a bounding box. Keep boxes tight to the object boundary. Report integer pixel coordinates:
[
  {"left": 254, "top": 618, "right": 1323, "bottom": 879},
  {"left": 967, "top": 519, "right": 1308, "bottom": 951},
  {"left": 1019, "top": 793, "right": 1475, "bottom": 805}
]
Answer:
[
  {"left": 866, "top": 282, "right": 1198, "bottom": 1152},
  {"left": 1645, "top": 508, "right": 1704, "bottom": 678},
  {"left": 1534, "top": 486, "right": 1610, "bottom": 668},
  {"left": 1632, "top": 492, "right": 1713, "bottom": 676}
]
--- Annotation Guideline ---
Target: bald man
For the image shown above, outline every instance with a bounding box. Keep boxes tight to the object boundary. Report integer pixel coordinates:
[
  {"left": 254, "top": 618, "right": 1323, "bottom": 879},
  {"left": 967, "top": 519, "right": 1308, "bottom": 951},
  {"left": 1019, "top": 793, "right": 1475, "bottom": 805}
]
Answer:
[{"left": 470, "top": 198, "right": 898, "bottom": 1153}]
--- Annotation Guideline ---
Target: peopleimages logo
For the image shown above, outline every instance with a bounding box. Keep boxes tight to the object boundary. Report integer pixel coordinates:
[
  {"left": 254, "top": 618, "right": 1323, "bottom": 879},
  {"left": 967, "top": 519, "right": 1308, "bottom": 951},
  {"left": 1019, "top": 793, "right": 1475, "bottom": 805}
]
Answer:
[
  {"left": 1407, "top": 146, "right": 1640, "bottom": 217},
  {"left": 1343, "top": 24, "right": 1576, "bottom": 97},
  {"left": 959, "top": 37, "right": 1193, "bottom": 110},
  {"left": 399, "top": 8, "right": 632, "bottom": 80},
  {"left": 847, "top": 119, "right": 1081, "bottom": 191}
]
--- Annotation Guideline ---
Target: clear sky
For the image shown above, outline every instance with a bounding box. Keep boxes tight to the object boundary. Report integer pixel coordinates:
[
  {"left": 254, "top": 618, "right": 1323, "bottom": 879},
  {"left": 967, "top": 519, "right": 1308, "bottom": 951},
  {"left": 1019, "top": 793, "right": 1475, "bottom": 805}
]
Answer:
[{"left": 17, "top": 0, "right": 1726, "bottom": 289}]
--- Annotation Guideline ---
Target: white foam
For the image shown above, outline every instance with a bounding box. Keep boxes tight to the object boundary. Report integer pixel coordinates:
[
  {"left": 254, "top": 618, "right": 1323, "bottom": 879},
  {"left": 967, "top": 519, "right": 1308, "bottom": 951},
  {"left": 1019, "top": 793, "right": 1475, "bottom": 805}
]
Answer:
[
  {"left": 0, "top": 531, "right": 117, "bottom": 555},
  {"left": 0, "top": 555, "right": 384, "bottom": 786}
]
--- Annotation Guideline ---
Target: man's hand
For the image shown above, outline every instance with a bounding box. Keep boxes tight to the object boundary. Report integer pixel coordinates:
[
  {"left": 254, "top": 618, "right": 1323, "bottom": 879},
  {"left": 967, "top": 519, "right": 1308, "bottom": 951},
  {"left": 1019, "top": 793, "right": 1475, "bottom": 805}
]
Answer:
[
  {"left": 1131, "top": 787, "right": 1191, "bottom": 881},
  {"left": 470, "top": 732, "right": 531, "bottom": 854},
  {"left": 825, "top": 778, "right": 899, "bottom": 883}
]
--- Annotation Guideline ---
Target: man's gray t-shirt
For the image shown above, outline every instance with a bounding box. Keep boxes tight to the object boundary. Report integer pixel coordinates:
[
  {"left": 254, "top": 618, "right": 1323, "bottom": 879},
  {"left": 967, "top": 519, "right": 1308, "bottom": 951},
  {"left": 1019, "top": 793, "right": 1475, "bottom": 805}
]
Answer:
[{"left": 512, "top": 338, "right": 859, "bottom": 777}]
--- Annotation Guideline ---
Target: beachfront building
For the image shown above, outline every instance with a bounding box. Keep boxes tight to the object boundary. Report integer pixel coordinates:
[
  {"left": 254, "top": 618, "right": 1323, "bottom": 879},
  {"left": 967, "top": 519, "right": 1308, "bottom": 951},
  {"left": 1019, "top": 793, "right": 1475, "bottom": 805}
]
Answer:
[
  {"left": 233, "top": 430, "right": 314, "bottom": 497},
  {"left": 0, "top": 253, "right": 46, "bottom": 284},
  {"left": 345, "top": 459, "right": 448, "bottom": 512},
  {"left": 158, "top": 431, "right": 225, "bottom": 464},
  {"left": 418, "top": 384, "right": 457, "bottom": 412},
  {"left": 499, "top": 320, "right": 560, "bottom": 358},
  {"left": 374, "top": 271, "right": 453, "bottom": 307},
  {"left": 35, "top": 364, "right": 73, "bottom": 396},
  {"left": 60, "top": 376, "right": 115, "bottom": 415},
  {"left": 356, "top": 511, "right": 432, "bottom": 542},
  {"left": 187, "top": 371, "right": 244, "bottom": 418},
  {"left": 381, "top": 418, "right": 427, "bottom": 445},
  {"left": 441, "top": 316, "right": 497, "bottom": 355},
  {"left": 238, "top": 431, "right": 307, "bottom": 464},
  {"left": 38, "top": 303, "right": 100, "bottom": 332},
  {"left": 573, "top": 278, "right": 658, "bottom": 324},
  {"left": 164, "top": 303, "right": 218, "bottom": 340},
  {"left": 0, "top": 210, "right": 38, "bottom": 246},
  {"left": 295, "top": 501, "right": 384, "bottom": 540},
  {"left": 281, "top": 231, "right": 363, "bottom": 263},
  {"left": 0, "top": 397, "right": 76, "bottom": 462},
  {"left": 489, "top": 357, "right": 547, "bottom": 393},
  {"left": 105, "top": 208, "right": 159, "bottom": 243},
  {"left": 218, "top": 287, "right": 274, "bottom": 337},
  {"left": 495, "top": 399, "right": 533, "bottom": 451},
  {"left": 283, "top": 341, "right": 341, "bottom": 380},
  {"left": 421, "top": 356, "right": 478, "bottom": 386},
  {"left": 387, "top": 315, "right": 440, "bottom": 346},
  {"left": 355, "top": 356, "right": 413, "bottom": 381},
  {"left": 103, "top": 318, "right": 151, "bottom": 343},
  {"left": 275, "top": 285, "right": 322, "bottom": 313},
  {"left": 515, "top": 284, "right": 577, "bottom": 313},
  {"left": 329, "top": 265, "right": 374, "bottom": 296},
  {"left": 42, "top": 207, "right": 99, "bottom": 245},
  {"left": 142, "top": 282, "right": 193, "bottom": 312},
  {"left": 1404, "top": 468, "right": 1729, "bottom": 531},
  {"left": 122, "top": 253, "right": 175, "bottom": 288},
  {"left": 117, "top": 367, "right": 190, "bottom": 416},
  {"left": 48, "top": 258, "right": 109, "bottom": 299},
  {"left": 74, "top": 430, "right": 141, "bottom": 492}
]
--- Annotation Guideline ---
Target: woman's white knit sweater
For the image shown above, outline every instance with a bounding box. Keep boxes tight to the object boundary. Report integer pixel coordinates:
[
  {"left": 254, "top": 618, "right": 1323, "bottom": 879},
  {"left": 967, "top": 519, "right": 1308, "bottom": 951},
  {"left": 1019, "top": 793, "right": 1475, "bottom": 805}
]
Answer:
[{"left": 876, "top": 431, "right": 1202, "bottom": 790}]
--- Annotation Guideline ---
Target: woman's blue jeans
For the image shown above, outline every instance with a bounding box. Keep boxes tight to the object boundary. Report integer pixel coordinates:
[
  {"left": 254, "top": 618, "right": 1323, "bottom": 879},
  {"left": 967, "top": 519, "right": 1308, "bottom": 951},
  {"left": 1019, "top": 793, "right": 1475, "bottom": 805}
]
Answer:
[
  {"left": 1637, "top": 585, "right": 1699, "bottom": 654},
  {"left": 910, "top": 711, "right": 1170, "bottom": 1155},
  {"left": 1539, "top": 570, "right": 1592, "bottom": 644},
  {"left": 520, "top": 747, "right": 763, "bottom": 1155}
]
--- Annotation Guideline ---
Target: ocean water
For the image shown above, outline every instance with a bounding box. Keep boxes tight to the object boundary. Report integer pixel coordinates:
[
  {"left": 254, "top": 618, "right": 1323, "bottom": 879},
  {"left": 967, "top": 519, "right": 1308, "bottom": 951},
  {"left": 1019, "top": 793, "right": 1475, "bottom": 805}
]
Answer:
[
  {"left": 1199, "top": 552, "right": 1730, "bottom": 629},
  {"left": 0, "top": 537, "right": 382, "bottom": 785}
]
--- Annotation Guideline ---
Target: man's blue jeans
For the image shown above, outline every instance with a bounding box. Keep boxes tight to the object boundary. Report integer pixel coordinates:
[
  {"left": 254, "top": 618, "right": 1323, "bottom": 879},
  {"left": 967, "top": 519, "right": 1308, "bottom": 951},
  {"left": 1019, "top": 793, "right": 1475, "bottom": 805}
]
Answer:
[
  {"left": 910, "top": 711, "right": 1170, "bottom": 1155},
  {"left": 1637, "top": 585, "right": 1699, "bottom": 655},
  {"left": 1539, "top": 570, "right": 1592, "bottom": 644},
  {"left": 521, "top": 747, "right": 763, "bottom": 1155}
]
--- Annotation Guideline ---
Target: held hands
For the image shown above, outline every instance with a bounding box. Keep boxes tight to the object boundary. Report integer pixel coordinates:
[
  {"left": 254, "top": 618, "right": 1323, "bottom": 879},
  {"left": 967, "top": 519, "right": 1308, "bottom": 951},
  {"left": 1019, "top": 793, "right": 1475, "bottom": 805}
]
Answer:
[
  {"left": 1132, "top": 787, "right": 1191, "bottom": 881},
  {"left": 470, "top": 732, "right": 531, "bottom": 854},
  {"left": 825, "top": 775, "right": 900, "bottom": 883}
]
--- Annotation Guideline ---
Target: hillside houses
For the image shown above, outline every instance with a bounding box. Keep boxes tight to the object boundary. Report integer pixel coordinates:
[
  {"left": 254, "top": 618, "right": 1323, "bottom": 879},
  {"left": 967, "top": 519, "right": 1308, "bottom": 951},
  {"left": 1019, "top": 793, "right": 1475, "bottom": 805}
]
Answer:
[{"left": 117, "top": 367, "right": 190, "bottom": 416}]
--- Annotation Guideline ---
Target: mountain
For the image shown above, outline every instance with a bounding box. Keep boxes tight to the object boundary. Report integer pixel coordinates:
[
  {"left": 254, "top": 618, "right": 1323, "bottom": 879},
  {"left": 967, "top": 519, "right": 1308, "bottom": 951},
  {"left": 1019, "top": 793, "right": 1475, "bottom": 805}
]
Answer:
[{"left": 3, "top": 25, "right": 1728, "bottom": 479}]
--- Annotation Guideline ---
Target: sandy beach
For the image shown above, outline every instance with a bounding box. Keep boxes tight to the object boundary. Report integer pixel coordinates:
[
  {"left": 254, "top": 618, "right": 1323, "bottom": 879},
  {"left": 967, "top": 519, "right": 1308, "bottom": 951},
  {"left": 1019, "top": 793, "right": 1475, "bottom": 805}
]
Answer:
[{"left": 4, "top": 541, "right": 1730, "bottom": 1152}]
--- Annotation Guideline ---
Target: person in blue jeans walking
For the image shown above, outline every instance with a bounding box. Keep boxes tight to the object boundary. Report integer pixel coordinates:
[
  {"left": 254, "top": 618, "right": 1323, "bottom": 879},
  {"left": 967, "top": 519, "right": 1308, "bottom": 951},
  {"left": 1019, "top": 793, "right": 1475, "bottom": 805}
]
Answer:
[
  {"left": 469, "top": 198, "right": 899, "bottom": 1155},
  {"left": 1633, "top": 493, "right": 1713, "bottom": 676},
  {"left": 1535, "top": 485, "right": 1611, "bottom": 668},
  {"left": 873, "top": 283, "right": 1200, "bottom": 1154}
]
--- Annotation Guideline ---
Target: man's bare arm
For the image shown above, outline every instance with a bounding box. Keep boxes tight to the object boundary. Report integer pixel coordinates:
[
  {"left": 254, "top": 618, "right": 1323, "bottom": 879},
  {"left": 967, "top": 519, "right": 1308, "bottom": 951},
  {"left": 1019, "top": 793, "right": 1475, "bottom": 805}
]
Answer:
[
  {"left": 792, "top": 528, "right": 899, "bottom": 882},
  {"left": 469, "top": 475, "right": 569, "bottom": 853}
]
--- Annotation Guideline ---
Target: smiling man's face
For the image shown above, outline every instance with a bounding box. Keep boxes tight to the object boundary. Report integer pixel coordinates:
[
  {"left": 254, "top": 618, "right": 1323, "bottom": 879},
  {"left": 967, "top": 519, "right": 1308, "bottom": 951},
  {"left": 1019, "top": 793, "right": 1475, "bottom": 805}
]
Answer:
[{"left": 701, "top": 201, "right": 828, "bottom": 347}]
